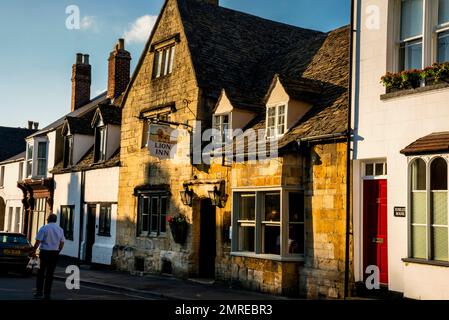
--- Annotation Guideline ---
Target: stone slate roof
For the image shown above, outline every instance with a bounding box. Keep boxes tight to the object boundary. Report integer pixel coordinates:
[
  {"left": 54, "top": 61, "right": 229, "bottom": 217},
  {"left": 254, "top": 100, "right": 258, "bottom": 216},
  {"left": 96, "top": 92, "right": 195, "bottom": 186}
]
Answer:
[
  {"left": 0, "top": 151, "right": 26, "bottom": 165},
  {"left": 51, "top": 147, "right": 120, "bottom": 174},
  {"left": 63, "top": 115, "right": 95, "bottom": 136},
  {"left": 401, "top": 132, "right": 449, "bottom": 156},
  {"left": 177, "top": 0, "right": 325, "bottom": 103},
  {"left": 92, "top": 104, "right": 122, "bottom": 126},
  {"left": 0, "top": 127, "right": 37, "bottom": 162}
]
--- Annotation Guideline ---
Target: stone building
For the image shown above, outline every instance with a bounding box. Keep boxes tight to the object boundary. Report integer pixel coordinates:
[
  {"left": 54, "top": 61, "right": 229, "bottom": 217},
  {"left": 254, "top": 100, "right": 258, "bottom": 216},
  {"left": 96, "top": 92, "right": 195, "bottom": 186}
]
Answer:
[{"left": 114, "top": 0, "right": 350, "bottom": 298}]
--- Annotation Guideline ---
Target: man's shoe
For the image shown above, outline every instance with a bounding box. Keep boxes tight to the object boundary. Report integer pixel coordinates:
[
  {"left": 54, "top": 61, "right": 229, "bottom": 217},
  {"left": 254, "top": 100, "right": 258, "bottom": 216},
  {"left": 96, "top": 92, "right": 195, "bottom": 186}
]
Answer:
[{"left": 34, "top": 292, "right": 43, "bottom": 299}]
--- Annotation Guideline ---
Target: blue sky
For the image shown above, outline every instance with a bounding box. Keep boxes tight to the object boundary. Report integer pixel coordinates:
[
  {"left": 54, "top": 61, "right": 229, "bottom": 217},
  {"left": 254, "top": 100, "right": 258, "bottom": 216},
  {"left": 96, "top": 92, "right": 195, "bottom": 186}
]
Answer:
[{"left": 0, "top": 0, "right": 349, "bottom": 128}]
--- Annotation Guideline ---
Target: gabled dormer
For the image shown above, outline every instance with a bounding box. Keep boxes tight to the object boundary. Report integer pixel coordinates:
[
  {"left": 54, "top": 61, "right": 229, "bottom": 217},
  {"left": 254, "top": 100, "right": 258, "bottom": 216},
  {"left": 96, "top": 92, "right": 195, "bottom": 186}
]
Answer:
[
  {"left": 264, "top": 74, "right": 321, "bottom": 139},
  {"left": 91, "top": 105, "right": 121, "bottom": 163},
  {"left": 212, "top": 89, "right": 259, "bottom": 142},
  {"left": 61, "top": 117, "right": 94, "bottom": 168}
]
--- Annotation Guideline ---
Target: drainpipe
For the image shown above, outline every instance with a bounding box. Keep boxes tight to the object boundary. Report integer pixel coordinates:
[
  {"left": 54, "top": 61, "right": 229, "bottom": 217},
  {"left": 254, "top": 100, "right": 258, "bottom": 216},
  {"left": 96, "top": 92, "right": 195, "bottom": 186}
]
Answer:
[
  {"left": 77, "top": 171, "right": 86, "bottom": 266},
  {"left": 344, "top": 0, "right": 357, "bottom": 299}
]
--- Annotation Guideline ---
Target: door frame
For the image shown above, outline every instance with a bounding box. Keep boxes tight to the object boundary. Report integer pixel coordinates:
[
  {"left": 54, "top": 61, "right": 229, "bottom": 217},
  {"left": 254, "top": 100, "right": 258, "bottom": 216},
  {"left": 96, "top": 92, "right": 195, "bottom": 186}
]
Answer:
[{"left": 356, "top": 159, "right": 388, "bottom": 285}]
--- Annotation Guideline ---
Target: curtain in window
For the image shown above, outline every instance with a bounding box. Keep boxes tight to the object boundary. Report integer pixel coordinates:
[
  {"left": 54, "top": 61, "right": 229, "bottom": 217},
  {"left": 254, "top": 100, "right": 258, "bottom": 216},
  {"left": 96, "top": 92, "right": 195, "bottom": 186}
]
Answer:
[
  {"left": 431, "top": 158, "right": 448, "bottom": 261},
  {"left": 237, "top": 193, "right": 256, "bottom": 252},
  {"left": 411, "top": 159, "right": 427, "bottom": 259}
]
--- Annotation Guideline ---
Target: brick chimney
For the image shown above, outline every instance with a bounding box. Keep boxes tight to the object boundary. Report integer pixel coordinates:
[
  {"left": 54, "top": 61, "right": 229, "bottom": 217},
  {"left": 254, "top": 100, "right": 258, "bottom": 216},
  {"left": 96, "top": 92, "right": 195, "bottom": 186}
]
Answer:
[
  {"left": 71, "top": 53, "right": 91, "bottom": 112},
  {"left": 107, "top": 39, "right": 131, "bottom": 100}
]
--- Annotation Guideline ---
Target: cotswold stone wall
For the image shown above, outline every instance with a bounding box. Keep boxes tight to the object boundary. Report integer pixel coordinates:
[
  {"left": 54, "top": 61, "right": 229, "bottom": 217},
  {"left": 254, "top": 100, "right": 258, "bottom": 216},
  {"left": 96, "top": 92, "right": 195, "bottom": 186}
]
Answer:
[
  {"left": 299, "top": 141, "right": 351, "bottom": 299},
  {"left": 114, "top": 0, "right": 201, "bottom": 277}
]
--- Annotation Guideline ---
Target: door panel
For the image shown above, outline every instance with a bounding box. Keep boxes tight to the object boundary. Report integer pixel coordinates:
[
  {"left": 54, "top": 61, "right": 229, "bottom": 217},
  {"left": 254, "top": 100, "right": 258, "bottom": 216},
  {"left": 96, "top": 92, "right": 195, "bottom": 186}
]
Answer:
[
  {"left": 85, "top": 205, "right": 96, "bottom": 264},
  {"left": 199, "top": 199, "right": 216, "bottom": 278},
  {"left": 363, "top": 180, "right": 388, "bottom": 285}
]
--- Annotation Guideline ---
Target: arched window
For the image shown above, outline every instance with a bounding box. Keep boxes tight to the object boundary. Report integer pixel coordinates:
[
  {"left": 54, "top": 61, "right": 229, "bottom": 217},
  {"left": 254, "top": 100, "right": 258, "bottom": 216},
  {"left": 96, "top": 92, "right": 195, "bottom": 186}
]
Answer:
[
  {"left": 411, "top": 158, "right": 427, "bottom": 259},
  {"left": 431, "top": 158, "right": 448, "bottom": 261}
]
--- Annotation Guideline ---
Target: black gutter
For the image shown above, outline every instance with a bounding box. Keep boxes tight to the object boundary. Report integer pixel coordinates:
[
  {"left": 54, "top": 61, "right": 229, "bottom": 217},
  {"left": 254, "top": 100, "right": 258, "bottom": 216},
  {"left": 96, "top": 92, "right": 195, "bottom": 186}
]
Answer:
[{"left": 344, "top": 0, "right": 356, "bottom": 299}]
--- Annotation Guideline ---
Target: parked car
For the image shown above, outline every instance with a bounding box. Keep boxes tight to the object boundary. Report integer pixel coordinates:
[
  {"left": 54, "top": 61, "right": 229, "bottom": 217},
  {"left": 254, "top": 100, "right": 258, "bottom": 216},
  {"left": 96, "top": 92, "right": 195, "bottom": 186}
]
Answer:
[{"left": 0, "top": 233, "right": 33, "bottom": 276}]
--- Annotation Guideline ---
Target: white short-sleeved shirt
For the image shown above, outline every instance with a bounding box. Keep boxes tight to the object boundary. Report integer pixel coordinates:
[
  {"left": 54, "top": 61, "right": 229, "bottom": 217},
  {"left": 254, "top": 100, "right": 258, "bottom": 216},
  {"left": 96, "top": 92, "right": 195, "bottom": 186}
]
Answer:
[{"left": 36, "top": 223, "right": 65, "bottom": 251}]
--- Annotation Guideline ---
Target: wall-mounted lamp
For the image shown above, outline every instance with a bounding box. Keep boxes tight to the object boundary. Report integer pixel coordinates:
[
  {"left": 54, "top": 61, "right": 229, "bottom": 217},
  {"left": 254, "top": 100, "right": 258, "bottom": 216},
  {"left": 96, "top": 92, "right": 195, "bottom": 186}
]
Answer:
[
  {"left": 180, "top": 186, "right": 193, "bottom": 206},
  {"left": 208, "top": 186, "right": 228, "bottom": 208}
]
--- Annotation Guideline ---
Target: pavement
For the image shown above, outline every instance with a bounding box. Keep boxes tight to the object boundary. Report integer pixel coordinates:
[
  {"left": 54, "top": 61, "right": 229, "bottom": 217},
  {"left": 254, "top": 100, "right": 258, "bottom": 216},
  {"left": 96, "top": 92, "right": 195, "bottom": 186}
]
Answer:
[
  {"left": 54, "top": 262, "right": 289, "bottom": 301},
  {"left": 0, "top": 272, "right": 158, "bottom": 300}
]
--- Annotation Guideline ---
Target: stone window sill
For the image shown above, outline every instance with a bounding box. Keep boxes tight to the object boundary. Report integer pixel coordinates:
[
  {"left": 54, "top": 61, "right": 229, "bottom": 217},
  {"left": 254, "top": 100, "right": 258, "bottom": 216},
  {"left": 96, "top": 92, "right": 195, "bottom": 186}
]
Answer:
[
  {"left": 231, "top": 251, "right": 304, "bottom": 262},
  {"left": 380, "top": 82, "right": 449, "bottom": 101},
  {"left": 402, "top": 258, "right": 449, "bottom": 268}
]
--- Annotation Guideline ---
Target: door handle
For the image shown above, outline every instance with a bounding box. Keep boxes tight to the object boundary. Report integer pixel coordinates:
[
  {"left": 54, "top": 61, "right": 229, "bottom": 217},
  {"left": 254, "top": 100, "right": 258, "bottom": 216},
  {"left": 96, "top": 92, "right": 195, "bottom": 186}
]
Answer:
[{"left": 372, "top": 237, "right": 384, "bottom": 244}]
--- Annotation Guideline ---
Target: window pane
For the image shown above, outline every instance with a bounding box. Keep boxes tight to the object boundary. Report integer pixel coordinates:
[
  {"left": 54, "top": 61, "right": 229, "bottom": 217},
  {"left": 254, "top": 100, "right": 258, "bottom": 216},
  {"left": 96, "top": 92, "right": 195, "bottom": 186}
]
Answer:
[
  {"left": 432, "top": 226, "right": 448, "bottom": 261},
  {"left": 264, "top": 193, "right": 280, "bottom": 222},
  {"left": 365, "top": 163, "right": 374, "bottom": 176},
  {"left": 400, "top": 40, "right": 423, "bottom": 70},
  {"left": 289, "top": 192, "right": 304, "bottom": 222},
  {"left": 160, "top": 198, "right": 167, "bottom": 233},
  {"left": 375, "top": 163, "right": 384, "bottom": 176},
  {"left": 169, "top": 46, "right": 175, "bottom": 73},
  {"left": 141, "top": 198, "right": 149, "bottom": 232},
  {"left": 263, "top": 225, "right": 280, "bottom": 255},
  {"left": 401, "top": 0, "right": 423, "bottom": 40},
  {"left": 412, "top": 192, "right": 427, "bottom": 224},
  {"left": 438, "top": 31, "right": 449, "bottom": 63},
  {"left": 150, "top": 198, "right": 159, "bottom": 233},
  {"left": 288, "top": 224, "right": 304, "bottom": 254},
  {"left": 439, "top": 0, "right": 449, "bottom": 25},
  {"left": 432, "top": 192, "right": 448, "bottom": 225},
  {"left": 238, "top": 226, "right": 255, "bottom": 252},
  {"left": 431, "top": 158, "right": 447, "bottom": 190},
  {"left": 238, "top": 194, "right": 255, "bottom": 220},
  {"left": 142, "top": 121, "right": 150, "bottom": 148},
  {"left": 412, "top": 225, "right": 427, "bottom": 259},
  {"left": 412, "top": 159, "right": 426, "bottom": 190}
]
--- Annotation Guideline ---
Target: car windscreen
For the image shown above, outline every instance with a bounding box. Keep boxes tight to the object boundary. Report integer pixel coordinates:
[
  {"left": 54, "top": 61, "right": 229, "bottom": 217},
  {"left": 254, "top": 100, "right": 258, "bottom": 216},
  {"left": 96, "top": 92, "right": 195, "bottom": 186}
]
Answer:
[{"left": 0, "top": 235, "right": 29, "bottom": 245}]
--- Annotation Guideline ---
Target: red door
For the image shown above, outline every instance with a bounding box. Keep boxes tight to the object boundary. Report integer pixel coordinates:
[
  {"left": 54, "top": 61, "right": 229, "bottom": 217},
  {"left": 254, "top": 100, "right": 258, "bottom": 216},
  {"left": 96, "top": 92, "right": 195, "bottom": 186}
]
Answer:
[{"left": 363, "top": 179, "right": 388, "bottom": 285}]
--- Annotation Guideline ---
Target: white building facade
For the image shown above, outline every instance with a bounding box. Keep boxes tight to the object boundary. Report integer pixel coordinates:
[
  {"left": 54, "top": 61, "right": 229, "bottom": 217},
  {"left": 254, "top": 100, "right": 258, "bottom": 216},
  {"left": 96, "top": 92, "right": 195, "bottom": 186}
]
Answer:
[
  {"left": 0, "top": 155, "right": 25, "bottom": 233},
  {"left": 352, "top": 0, "right": 449, "bottom": 299}
]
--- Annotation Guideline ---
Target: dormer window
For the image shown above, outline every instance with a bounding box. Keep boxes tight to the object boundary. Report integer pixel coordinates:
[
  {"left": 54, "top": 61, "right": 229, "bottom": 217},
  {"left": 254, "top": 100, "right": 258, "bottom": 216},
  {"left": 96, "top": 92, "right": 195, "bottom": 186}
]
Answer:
[
  {"left": 63, "top": 136, "right": 74, "bottom": 168},
  {"left": 266, "top": 104, "right": 286, "bottom": 139},
  {"left": 153, "top": 45, "right": 175, "bottom": 79},
  {"left": 213, "top": 114, "right": 230, "bottom": 142},
  {"left": 94, "top": 126, "right": 107, "bottom": 163}
]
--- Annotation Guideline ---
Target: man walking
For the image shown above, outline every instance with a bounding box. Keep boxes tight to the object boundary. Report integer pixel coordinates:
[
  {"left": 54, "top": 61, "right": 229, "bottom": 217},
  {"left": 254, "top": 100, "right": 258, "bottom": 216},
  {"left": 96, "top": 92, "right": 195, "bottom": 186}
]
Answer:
[{"left": 30, "top": 213, "right": 65, "bottom": 300}]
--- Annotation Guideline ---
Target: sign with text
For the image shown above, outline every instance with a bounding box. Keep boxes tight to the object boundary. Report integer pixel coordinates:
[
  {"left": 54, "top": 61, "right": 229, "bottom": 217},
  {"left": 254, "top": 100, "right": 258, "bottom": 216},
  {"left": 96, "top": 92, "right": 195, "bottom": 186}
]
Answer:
[
  {"left": 394, "top": 207, "right": 406, "bottom": 218},
  {"left": 148, "top": 124, "right": 177, "bottom": 160}
]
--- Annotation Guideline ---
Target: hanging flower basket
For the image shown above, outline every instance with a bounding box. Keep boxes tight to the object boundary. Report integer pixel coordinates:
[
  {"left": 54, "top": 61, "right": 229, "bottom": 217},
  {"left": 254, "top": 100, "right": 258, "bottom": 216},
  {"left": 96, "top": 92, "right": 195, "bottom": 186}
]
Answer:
[{"left": 168, "top": 215, "right": 188, "bottom": 244}]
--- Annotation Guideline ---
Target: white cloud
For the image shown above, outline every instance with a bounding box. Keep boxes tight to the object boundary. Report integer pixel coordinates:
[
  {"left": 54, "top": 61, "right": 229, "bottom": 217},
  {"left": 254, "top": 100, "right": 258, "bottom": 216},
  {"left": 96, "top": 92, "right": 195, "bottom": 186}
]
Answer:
[
  {"left": 123, "top": 15, "right": 157, "bottom": 44},
  {"left": 80, "top": 16, "right": 99, "bottom": 32}
]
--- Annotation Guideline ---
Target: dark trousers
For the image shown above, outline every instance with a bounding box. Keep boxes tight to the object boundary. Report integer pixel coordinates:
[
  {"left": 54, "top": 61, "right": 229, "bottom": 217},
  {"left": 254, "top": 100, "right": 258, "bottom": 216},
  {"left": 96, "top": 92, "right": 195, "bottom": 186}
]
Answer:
[{"left": 36, "top": 250, "right": 59, "bottom": 296}]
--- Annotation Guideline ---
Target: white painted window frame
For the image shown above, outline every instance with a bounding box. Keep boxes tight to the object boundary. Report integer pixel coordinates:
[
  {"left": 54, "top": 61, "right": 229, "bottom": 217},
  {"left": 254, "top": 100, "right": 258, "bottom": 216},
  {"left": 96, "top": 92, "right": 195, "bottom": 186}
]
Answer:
[
  {"left": 265, "top": 103, "right": 288, "bottom": 140},
  {"left": 407, "top": 154, "right": 449, "bottom": 262},
  {"left": 392, "top": 0, "right": 449, "bottom": 71}
]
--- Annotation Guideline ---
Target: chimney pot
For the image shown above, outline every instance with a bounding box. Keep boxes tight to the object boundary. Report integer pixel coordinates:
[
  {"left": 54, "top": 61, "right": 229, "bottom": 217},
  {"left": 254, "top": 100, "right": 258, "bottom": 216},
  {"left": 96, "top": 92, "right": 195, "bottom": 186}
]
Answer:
[
  {"left": 83, "top": 54, "right": 90, "bottom": 65},
  {"left": 33, "top": 122, "right": 39, "bottom": 130},
  {"left": 28, "top": 121, "right": 33, "bottom": 130},
  {"left": 76, "top": 53, "right": 83, "bottom": 64},
  {"left": 118, "top": 38, "right": 125, "bottom": 50}
]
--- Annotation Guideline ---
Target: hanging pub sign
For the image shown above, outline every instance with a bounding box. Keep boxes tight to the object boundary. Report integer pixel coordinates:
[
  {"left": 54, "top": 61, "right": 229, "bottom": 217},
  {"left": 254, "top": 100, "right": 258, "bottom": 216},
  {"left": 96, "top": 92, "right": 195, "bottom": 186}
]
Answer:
[{"left": 148, "top": 124, "right": 177, "bottom": 160}]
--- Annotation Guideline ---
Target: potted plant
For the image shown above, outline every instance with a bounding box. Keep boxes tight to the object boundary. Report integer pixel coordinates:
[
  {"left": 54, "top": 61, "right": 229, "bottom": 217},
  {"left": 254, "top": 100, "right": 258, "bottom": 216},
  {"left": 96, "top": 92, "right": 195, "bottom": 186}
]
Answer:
[{"left": 168, "top": 215, "right": 188, "bottom": 244}]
